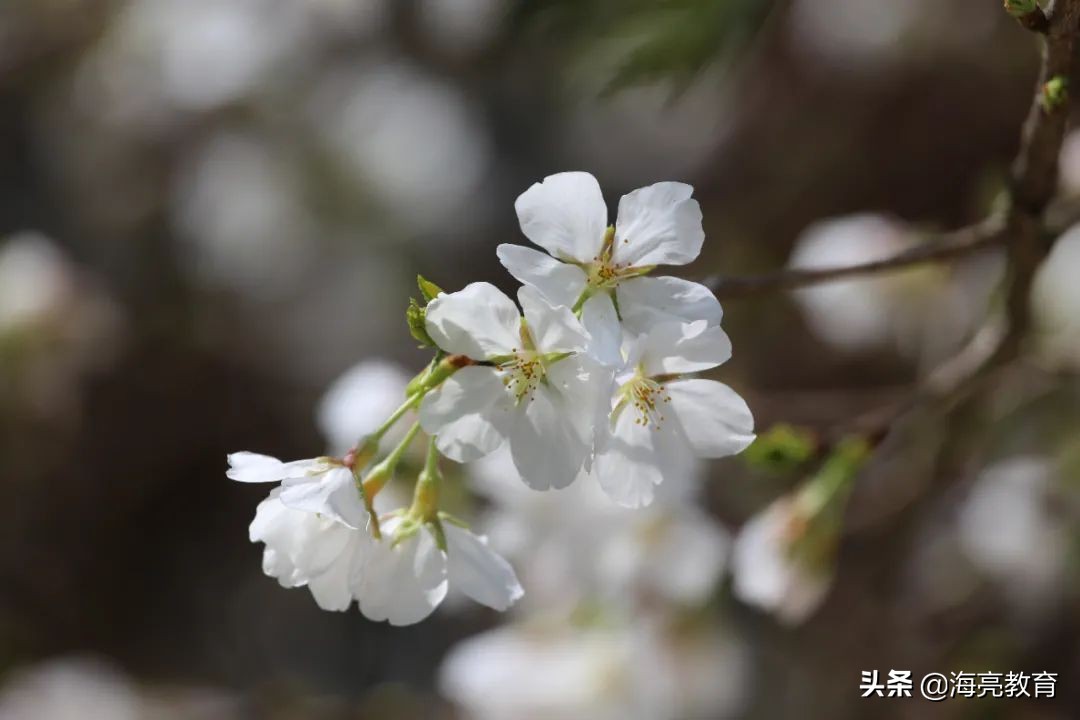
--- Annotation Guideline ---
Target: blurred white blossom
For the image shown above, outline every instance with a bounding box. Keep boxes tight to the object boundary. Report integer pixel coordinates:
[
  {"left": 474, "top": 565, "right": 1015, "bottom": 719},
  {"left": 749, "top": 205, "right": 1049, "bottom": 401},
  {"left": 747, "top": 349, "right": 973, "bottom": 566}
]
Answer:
[
  {"left": 1032, "top": 225, "right": 1080, "bottom": 367},
  {"left": 958, "top": 456, "right": 1068, "bottom": 612},
  {"left": 788, "top": 213, "right": 1001, "bottom": 368},
  {"left": 81, "top": 0, "right": 313, "bottom": 118},
  {"left": 0, "top": 232, "right": 71, "bottom": 332},
  {"left": 440, "top": 623, "right": 747, "bottom": 720},
  {"left": 0, "top": 657, "right": 141, "bottom": 720},
  {"left": 466, "top": 446, "right": 726, "bottom": 614},
  {"left": 318, "top": 359, "right": 413, "bottom": 456},
  {"left": 1057, "top": 128, "right": 1080, "bottom": 196},
  {"left": 731, "top": 498, "right": 832, "bottom": 625},
  {"left": 310, "top": 62, "right": 492, "bottom": 234},
  {"left": 0, "top": 232, "right": 122, "bottom": 415},
  {"left": 172, "top": 132, "right": 316, "bottom": 298}
]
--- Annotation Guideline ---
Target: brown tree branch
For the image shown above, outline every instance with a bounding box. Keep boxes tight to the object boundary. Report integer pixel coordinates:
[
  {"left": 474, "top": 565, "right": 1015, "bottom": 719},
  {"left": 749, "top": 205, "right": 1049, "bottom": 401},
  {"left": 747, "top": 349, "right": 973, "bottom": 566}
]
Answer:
[
  {"left": 844, "top": 0, "right": 1080, "bottom": 530},
  {"left": 993, "top": 0, "right": 1080, "bottom": 362},
  {"left": 705, "top": 2, "right": 1079, "bottom": 316},
  {"left": 701, "top": 218, "right": 1005, "bottom": 301}
]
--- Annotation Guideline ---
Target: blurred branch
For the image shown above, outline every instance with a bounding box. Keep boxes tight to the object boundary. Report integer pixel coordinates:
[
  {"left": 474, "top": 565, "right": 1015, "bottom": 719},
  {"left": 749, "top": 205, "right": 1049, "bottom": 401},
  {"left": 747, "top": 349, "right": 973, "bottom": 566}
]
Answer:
[
  {"left": 701, "top": 218, "right": 1005, "bottom": 301},
  {"left": 993, "top": 0, "right": 1080, "bottom": 362},
  {"left": 708, "top": 0, "right": 1079, "bottom": 315},
  {"left": 844, "top": 0, "right": 1080, "bottom": 529}
]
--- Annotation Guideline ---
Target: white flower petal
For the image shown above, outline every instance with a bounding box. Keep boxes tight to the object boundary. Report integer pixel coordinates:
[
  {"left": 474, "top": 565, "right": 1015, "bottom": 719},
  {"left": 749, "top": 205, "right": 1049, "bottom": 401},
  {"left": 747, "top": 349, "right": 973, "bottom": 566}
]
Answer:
[
  {"left": 546, "top": 356, "right": 614, "bottom": 450},
  {"left": 518, "top": 285, "right": 589, "bottom": 354},
  {"left": 637, "top": 320, "right": 731, "bottom": 376},
  {"left": 496, "top": 243, "right": 587, "bottom": 308},
  {"left": 250, "top": 491, "right": 306, "bottom": 585},
  {"left": 227, "top": 452, "right": 303, "bottom": 483},
  {"left": 514, "top": 171, "right": 608, "bottom": 262},
  {"left": 420, "top": 366, "right": 509, "bottom": 462},
  {"left": 613, "top": 182, "right": 703, "bottom": 267},
  {"left": 357, "top": 523, "right": 449, "bottom": 626},
  {"left": 306, "top": 532, "right": 371, "bottom": 612},
  {"left": 444, "top": 524, "right": 523, "bottom": 611},
  {"left": 580, "top": 293, "right": 624, "bottom": 367},
  {"left": 617, "top": 275, "right": 723, "bottom": 334},
  {"left": 249, "top": 489, "right": 368, "bottom": 607},
  {"left": 425, "top": 282, "right": 521, "bottom": 359},
  {"left": 668, "top": 379, "right": 755, "bottom": 458},
  {"left": 593, "top": 407, "right": 680, "bottom": 508},
  {"left": 508, "top": 385, "right": 588, "bottom": 490},
  {"left": 278, "top": 466, "right": 368, "bottom": 529}
]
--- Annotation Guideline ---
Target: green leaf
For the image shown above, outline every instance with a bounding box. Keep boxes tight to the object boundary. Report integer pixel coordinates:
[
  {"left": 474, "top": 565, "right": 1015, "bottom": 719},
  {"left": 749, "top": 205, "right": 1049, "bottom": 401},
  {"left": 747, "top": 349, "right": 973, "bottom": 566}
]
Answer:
[
  {"left": 407, "top": 298, "right": 435, "bottom": 348},
  {"left": 417, "top": 275, "right": 444, "bottom": 303},
  {"left": 743, "top": 423, "right": 818, "bottom": 473}
]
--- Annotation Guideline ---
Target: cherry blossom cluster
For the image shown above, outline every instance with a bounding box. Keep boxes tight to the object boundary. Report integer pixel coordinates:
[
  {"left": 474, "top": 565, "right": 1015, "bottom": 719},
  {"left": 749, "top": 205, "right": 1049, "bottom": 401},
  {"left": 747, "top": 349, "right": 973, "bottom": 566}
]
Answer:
[{"left": 227, "top": 171, "right": 755, "bottom": 624}]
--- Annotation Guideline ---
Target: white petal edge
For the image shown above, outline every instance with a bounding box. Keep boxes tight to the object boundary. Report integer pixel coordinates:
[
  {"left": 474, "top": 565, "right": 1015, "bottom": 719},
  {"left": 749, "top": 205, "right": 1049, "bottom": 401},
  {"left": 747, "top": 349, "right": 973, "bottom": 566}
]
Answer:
[
  {"left": 420, "top": 366, "right": 509, "bottom": 462},
  {"left": 507, "top": 384, "right": 588, "bottom": 491},
  {"left": 425, "top": 282, "right": 521, "bottom": 359},
  {"left": 514, "top": 171, "right": 609, "bottom": 262},
  {"left": 518, "top": 285, "right": 589, "bottom": 354},
  {"left": 227, "top": 452, "right": 293, "bottom": 483},
  {"left": 580, "top": 293, "right": 624, "bottom": 367},
  {"left": 356, "top": 524, "right": 449, "bottom": 626},
  {"left": 278, "top": 466, "right": 369, "bottom": 530},
  {"left": 667, "top": 379, "right": 755, "bottom": 458},
  {"left": 637, "top": 320, "right": 732, "bottom": 376},
  {"left": 613, "top": 182, "right": 704, "bottom": 267},
  {"left": 444, "top": 524, "right": 523, "bottom": 611},
  {"left": 496, "top": 243, "right": 587, "bottom": 309},
  {"left": 617, "top": 275, "right": 723, "bottom": 335},
  {"left": 593, "top": 406, "right": 678, "bottom": 508}
]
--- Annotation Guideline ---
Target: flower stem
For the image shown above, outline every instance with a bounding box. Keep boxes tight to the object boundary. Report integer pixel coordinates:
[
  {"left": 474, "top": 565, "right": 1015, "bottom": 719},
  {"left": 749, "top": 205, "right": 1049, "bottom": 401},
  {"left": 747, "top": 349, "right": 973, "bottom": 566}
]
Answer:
[
  {"left": 362, "top": 421, "right": 422, "bottom": 498},
  {"left": 369, "top": 394, "right": 422, "bottom": 445}
]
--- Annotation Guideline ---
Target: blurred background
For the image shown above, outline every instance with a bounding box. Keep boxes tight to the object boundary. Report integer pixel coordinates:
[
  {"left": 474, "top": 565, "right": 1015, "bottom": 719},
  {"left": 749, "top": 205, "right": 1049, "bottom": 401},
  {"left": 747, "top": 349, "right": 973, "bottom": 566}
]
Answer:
[{"left": 2, "top": 0, "right": 1080, "bottom": 718}]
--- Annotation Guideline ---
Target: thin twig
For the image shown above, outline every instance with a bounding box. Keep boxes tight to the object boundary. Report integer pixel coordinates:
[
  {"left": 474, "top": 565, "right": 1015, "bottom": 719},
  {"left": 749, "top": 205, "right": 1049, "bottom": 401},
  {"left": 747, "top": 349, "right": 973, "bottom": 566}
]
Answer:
[{"left": 701, "top": 218, "right": 1005, "bottom": 301}]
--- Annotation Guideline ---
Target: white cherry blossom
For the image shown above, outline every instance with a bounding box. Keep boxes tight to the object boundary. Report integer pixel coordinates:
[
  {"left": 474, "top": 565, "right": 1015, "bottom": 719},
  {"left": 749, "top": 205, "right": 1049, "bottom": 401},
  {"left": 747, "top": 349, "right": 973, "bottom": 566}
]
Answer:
[
  {"left": 420, "top": 281, "right": 610, "bottom": 490},
  {"left": 249, "top": 488, "right": 374, "bottom": 612},
  {"left": 593, "top": 320, "right": 754, "bottom": 508},
  {"left": 356, "top": 515, "right": 523, "bottom": 625},
  {"left": 498, "top": 171, "right": 721, "bottom": 361},
  {"left": 226, "top": 451, "right": 367, "bottom": 529}
]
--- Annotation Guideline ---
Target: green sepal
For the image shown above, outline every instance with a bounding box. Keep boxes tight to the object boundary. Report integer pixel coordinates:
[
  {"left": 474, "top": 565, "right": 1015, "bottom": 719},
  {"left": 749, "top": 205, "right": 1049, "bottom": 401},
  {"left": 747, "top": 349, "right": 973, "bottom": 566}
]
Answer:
[
  {"left": 438, "top": 511, "right": 471, "bottom": 529},
  {"left": 426, "top": 518, "right": 448, "bottom": 552},
  {"left": 417, "top": 274, "right": 444, "bottom": 303},
  {"left": 407, "top": 298, "right": 436, "bottom": 348}
]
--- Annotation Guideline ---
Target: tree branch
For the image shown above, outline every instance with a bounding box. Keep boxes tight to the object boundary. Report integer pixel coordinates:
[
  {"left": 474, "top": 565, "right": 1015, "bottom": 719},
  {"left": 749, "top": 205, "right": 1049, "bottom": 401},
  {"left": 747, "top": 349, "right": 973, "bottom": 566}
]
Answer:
[
  {"left": 845, "top": 0, "right": 1080, "bottom": 531},
  {"left": 994, "top": 0, "right": 1080, "bottom": 361},
  {"left": 701, "top": 218, "right": 1005, "bottom": 301},
  {"left": 705, "top": 1, "right": 1079, "bottom": 311}
]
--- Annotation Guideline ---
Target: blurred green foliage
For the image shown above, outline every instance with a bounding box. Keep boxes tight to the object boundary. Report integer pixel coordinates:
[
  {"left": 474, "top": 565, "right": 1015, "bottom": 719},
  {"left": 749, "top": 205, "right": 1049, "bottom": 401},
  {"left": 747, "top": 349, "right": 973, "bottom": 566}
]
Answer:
[
  {"left": 515, "top": 0, "right": 778, "bottom": 91},
  {"left": 743, "top": 423, "right": 819, "bottom": 473}
]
